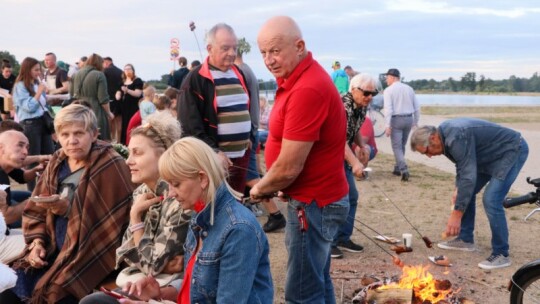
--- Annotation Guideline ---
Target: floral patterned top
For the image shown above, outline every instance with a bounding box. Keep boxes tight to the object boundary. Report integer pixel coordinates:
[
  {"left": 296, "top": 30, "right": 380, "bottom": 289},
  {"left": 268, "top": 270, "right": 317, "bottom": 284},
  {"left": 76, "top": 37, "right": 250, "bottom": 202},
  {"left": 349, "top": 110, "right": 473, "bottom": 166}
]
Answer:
[{"left": 343, "top": 92, "right": 367, "bottom": 147}]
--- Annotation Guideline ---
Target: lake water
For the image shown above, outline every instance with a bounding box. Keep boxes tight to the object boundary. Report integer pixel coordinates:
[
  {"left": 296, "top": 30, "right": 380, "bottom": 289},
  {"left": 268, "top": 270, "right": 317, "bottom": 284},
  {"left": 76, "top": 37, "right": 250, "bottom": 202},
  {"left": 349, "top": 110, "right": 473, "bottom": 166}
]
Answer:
[{"left": 261, "top": 90, "right": 540, "bottom": 106}]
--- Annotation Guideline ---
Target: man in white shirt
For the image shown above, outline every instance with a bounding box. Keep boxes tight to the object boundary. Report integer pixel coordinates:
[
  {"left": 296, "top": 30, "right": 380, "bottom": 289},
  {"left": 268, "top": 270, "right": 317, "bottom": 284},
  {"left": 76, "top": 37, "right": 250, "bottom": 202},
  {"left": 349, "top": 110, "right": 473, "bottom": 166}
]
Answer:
[{"left": 383, "top": 68, "right": 420, "bottom": 181}]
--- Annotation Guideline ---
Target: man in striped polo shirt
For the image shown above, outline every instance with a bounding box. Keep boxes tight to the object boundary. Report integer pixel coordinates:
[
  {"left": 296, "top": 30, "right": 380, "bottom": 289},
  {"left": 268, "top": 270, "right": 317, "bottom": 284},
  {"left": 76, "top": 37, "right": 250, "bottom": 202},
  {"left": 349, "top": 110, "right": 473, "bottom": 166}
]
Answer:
[{"left": 179, "top": 23, "right": 253, "bottom": 193}]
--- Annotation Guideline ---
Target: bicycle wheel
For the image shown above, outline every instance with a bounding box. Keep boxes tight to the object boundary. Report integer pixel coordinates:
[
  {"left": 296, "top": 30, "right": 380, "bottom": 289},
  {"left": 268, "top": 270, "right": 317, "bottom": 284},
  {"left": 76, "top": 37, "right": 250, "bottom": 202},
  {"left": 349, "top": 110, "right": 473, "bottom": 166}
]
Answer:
[
  {"left": 510, "top": 265, "right": 540, "bottom": 304},
  {"left": 368, "top": 109, "right": 385, "bottom": 138}
]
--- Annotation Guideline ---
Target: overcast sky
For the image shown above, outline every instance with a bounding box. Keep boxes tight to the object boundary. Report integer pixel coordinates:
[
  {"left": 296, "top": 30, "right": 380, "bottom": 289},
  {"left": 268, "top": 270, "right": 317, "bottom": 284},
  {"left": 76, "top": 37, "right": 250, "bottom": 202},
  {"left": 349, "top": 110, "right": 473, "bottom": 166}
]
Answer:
[{"left": 4, "top": 0, "right": 540, "bottom": 82}]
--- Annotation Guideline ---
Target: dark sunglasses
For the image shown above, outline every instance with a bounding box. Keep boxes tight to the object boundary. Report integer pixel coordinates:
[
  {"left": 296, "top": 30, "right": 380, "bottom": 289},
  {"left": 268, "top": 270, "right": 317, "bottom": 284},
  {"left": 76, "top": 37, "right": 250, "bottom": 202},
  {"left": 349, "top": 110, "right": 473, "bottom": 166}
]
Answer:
[{"left": 357, "top": 88, "right": 378, "bottom": 97}]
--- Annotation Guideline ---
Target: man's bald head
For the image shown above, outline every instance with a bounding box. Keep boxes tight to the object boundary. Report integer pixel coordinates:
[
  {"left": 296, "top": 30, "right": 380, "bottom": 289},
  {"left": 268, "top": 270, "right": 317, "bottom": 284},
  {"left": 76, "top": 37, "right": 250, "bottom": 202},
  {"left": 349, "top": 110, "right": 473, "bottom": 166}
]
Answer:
[
  {"left": 257, "top": 16, "right": 307, "bottom": 79},
  {"left": 0, "top": 130, "right": 29, "bottom": 171}
]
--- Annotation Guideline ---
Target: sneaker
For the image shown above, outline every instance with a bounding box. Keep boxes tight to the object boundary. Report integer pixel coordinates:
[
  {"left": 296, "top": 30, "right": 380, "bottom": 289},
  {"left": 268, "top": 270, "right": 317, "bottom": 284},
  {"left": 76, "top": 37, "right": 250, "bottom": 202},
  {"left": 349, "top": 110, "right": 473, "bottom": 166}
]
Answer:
[
  {"left": 478, "top": 254, "right": 511, "bottom": 270},
  {"left": 392, "top": 169, "right": 401, "bottom": 176},
  {"left": 437, "top": 238, "right": 475, "bottom": 252},
  {"left": 331, "top": 246, "right": 343, "bottom": 259},
  {"left": 337, "top": 240, "right": 364, "bottom": 253},
  {"left": 263, "top": 214, "right": 286, "bottom": 233}
]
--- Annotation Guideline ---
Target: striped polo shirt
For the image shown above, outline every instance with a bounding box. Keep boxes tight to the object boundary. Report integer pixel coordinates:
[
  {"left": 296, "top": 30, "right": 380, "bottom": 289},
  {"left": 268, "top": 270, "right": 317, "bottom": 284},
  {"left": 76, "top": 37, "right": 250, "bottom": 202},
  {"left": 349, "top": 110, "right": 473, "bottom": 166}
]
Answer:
[{"left": 210, "top": 67, "right": 251, "bottom": 158}]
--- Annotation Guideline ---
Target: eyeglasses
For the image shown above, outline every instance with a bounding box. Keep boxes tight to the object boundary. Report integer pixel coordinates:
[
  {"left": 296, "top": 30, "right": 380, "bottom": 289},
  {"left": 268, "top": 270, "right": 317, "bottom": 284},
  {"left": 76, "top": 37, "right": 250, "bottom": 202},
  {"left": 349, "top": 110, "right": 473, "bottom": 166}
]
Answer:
[{"left": 356, "top": 88, "right": 378, "bottom": 97}]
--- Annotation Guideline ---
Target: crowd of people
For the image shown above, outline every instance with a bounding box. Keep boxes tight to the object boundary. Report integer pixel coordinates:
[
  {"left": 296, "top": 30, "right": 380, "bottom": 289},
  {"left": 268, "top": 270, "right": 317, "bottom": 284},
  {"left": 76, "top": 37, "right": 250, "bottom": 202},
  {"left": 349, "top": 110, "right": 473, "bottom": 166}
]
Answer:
[{"left": 0, "top": 14, "right": 529, "bottom": 304}]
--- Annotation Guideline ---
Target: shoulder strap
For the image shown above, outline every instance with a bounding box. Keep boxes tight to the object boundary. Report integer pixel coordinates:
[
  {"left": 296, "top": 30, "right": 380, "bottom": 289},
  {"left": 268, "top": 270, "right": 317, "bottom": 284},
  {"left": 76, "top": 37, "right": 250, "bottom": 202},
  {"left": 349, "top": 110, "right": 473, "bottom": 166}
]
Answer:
[{"left": 73, "top": 69, "right": 93, "bottom": 98}]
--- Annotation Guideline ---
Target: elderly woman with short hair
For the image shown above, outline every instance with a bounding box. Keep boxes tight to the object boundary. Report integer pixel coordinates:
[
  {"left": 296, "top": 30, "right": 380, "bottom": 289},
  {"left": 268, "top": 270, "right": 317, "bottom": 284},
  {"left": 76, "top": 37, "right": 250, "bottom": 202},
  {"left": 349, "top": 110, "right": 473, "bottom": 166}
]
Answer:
[
  {"left": 0, "top": 104, "right": 135, "bottom": 304},
  {"left": 331, "top": 73, "right": 380, "bottom": 259}
]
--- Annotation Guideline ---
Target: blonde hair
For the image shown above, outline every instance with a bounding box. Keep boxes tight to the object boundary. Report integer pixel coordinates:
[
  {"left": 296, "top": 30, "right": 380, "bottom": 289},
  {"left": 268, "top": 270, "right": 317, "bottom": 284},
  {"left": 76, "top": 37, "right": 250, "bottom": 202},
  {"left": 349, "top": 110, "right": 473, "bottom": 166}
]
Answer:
[
  {"left": 159, "top": 137, "right": 241, "bottom": 224},
  {"left": 130, "top": 111, "right": 181, "bottom": 149},
  {"left": 143, "top": 85, "right": 156, "bottom": 99},
  {"left": 54, "top": 104, "right": 98, "bottom": 134}
]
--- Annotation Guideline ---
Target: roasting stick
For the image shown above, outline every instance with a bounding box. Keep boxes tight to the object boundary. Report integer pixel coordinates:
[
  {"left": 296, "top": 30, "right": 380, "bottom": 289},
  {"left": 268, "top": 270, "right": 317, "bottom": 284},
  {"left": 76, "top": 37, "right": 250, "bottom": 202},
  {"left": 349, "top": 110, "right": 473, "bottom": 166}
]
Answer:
[
  {"left": 353, "top": 218, "right": 396, "bottom": 244},
  {"left": 369, "top": 181, "right": 434, "bottom": 248},
  {"left": 351, "top": 225, "right": 405, "bottom": 268}
]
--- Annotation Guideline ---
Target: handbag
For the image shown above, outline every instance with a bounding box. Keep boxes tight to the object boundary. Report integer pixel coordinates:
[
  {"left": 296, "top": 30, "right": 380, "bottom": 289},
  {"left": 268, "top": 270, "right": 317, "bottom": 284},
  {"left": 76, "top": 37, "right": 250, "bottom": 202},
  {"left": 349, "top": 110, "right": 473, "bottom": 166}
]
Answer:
[
  {"left": 62, "top": 69, "right": 91, "bottom": 107},
  {"left": 38, "top": 100, "right": 55, "bottom": 134}
]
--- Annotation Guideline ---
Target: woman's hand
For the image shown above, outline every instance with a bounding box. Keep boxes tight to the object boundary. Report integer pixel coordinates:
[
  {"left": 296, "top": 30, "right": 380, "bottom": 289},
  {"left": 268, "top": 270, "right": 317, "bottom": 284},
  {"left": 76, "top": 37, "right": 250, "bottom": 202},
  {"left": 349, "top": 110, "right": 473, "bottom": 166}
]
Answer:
[
  {"left": 35, "top": 196, "right": 70, "bottom": 216},
  {"left": 27, "top": 240, "right": 48, "bottom": 269},
  {"left": 115, "top": 91, "right": 122, "bottom": 101},
  {"left": 130, "top": 193, "right": 161, "bottom": 222},
  {"left": 121, "top": 86, "right": 128, "bottom": 94},
  {"left": 123, "top": 275, "right": 161, "bottom": 301},
  {"left": 163, "top": 255, "right": 184, "bottom": 274}
]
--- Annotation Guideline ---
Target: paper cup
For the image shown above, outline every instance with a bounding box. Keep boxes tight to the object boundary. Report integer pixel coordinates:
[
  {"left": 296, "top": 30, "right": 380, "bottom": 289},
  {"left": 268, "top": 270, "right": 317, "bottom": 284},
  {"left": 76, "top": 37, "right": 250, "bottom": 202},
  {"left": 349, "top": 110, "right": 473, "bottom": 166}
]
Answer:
[{"left": 403, "top": 233, "right": 413, "bottom": 248}]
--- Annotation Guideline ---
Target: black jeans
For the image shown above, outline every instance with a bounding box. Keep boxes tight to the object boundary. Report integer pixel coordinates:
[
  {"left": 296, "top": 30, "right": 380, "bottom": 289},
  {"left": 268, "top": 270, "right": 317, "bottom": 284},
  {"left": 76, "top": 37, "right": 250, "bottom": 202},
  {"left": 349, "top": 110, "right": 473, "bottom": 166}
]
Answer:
[
  {"left": 21, "top": 117, "right": 54, "bottom": 191},
  {"left": 0, "top": 289, "right": 78, "bottom": 304}
]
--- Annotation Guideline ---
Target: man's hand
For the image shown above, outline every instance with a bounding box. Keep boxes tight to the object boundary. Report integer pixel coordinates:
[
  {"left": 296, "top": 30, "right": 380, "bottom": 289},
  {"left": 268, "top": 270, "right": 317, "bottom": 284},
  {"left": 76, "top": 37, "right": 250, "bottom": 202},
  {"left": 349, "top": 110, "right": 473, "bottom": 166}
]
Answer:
[
  {"left": 123, "top": 275, "right": 162, "bottom": 301},
  {"left": 445, "top": 210, "right": 463, "bottom": 237},
  {"left": 216, "top": 151, "right": 232, "bottom": 171},
  {"left": 385, "top": 127, "right": 392, "bottom": 137}
]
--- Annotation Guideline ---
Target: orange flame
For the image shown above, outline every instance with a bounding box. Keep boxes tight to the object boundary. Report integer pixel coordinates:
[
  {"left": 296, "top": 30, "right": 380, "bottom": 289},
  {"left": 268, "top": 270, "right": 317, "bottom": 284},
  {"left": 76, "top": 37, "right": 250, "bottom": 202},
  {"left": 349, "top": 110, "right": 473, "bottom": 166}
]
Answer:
[{"left": 380, "top": 265, "right": 452, "bottom": 303}]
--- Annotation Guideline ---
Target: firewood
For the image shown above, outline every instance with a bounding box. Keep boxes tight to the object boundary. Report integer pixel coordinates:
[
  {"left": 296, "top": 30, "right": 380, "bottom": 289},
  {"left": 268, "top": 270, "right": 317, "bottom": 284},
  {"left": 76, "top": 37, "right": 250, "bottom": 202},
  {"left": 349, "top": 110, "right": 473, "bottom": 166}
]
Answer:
[{"left": 366, "top": 287, "right": 413, "bottom": 304}]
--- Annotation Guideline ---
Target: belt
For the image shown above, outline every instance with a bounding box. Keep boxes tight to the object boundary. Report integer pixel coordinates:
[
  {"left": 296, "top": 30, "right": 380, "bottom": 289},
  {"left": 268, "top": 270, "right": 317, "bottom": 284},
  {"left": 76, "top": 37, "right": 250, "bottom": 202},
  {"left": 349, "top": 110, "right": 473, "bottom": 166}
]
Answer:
[{"left": 392, "top": 113, "right": 413, "bottom": 117}]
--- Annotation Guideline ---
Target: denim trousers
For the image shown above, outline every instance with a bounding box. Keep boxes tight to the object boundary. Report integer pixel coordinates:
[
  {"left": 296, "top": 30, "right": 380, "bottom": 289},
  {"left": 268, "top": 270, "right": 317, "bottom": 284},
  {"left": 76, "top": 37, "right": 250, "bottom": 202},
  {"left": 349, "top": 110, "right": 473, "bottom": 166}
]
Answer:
[
  {"left": 390, "top": 116, "right": 413, "bottom": 172},
  {"left": 333, "top": 163, "right": 359, "bottom": 245},
  {"left": 458, "top": 139, "right": 529, "bottom": 256},
  {"left": 285, "top": 195, "right": 349, "bottom": 304}
]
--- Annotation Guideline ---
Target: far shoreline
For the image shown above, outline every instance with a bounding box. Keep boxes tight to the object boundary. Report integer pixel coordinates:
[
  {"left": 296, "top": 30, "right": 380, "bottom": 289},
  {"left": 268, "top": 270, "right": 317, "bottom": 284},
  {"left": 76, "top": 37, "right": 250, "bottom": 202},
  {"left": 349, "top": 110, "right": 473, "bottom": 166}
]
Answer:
[{"left": 415, "top": 90, "right": 540, "bottom": 97}]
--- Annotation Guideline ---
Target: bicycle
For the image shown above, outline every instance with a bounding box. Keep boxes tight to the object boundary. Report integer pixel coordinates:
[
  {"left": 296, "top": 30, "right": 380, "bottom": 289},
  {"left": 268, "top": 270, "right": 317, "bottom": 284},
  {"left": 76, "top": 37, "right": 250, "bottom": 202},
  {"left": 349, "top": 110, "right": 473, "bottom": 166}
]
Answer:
[
  {"left": 503, "top": 177, "right": 540, "bottom": 304},
  {"left": 368, "top": 94, "right": 385, "bottom": 138}
]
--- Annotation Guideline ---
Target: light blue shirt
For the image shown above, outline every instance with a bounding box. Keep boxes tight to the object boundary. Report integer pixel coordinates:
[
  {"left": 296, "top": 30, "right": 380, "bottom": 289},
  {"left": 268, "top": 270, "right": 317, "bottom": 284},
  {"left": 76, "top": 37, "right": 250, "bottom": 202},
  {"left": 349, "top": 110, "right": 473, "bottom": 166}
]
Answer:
[
  {"left": 383, "top": 81, "right": 420, "bottom": 127},
  {"left": 13, "top": 82, "right": 46, "bottom": 121},
  {"left": 139, "top": 100, "right": 156, "bottom": 122}
]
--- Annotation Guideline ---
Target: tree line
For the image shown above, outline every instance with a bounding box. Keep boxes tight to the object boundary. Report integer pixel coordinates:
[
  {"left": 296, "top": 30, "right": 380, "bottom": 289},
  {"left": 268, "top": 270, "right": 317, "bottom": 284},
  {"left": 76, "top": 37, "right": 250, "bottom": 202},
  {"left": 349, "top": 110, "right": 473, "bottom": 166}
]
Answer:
[{"left": 405, "top": 72, "right": 540, "bottom": 93}]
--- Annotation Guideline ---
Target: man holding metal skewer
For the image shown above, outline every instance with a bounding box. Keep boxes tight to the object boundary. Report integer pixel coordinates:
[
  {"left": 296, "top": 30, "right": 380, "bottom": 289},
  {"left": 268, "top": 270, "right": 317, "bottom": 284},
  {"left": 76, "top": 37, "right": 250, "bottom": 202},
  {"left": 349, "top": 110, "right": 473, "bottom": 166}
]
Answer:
[
  {"left": 251, "top": 16, "right": 349, "bottom": 304},
  {"left": 411, "top": 118, "right": 529, "bottom": 270}
]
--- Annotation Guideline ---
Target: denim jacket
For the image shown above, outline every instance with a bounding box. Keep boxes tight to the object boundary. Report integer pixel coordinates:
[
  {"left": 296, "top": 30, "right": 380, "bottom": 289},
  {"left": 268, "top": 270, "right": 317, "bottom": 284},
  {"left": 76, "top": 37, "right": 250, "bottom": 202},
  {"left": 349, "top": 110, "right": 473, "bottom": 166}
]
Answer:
[
  {"left": 13, "top": 82, "right": 46, "bottom": 121},
  {"left": 183, "top": 183, "right": 273, "bottom": 304},
  {"left": 439, "top": 118, "right": 522, "bottom": 211}
]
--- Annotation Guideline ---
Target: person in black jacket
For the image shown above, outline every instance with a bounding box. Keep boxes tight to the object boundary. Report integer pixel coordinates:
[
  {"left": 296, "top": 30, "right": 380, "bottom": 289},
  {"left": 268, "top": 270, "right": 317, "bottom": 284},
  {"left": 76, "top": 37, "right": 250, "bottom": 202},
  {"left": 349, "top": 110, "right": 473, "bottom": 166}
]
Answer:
[
  {"left": 168, "top": 56, "right": 189, "bottom": 90},
  {"left": 103, "top": 57, "right": 123, "bottom": 142},
  {"left": 178, "top": 23, "right": 253, "bottom": 194}
]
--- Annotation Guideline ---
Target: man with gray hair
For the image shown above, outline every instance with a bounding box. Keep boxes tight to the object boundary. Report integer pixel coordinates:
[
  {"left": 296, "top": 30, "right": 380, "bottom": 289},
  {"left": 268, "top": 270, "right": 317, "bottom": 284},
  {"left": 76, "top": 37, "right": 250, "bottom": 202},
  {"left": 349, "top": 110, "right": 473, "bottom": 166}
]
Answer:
[
  {"left": 410, "top": 118, "right": 528, "bottom": 269},
  {"left": 178, "top": 23, "right": 253, "bottom": 193}
]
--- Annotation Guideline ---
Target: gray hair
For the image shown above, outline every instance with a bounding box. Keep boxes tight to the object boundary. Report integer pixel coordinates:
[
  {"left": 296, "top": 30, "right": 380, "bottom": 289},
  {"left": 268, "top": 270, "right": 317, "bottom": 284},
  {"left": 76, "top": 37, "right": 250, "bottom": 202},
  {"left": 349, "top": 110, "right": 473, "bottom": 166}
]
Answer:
[
  {"left": 410, "top": 125, "right": 437, "bottom": 152},
  {"left": 54, "top": 104, "right": 98, "bottom": 134},
  {"left": 206, "top": 23, "right": 236, "bottom": 46},
  {"left": 349, "top": 73, "right": 379, "bottom": 93}
]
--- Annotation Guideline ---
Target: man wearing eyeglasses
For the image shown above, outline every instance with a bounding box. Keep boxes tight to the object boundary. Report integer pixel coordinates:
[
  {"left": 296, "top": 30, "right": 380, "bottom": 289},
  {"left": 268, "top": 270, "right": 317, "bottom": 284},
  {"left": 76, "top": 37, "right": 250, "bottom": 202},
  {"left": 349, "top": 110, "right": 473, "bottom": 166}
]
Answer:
[{"left": 383, "top": 68, "right": 420, "bottom": 181}]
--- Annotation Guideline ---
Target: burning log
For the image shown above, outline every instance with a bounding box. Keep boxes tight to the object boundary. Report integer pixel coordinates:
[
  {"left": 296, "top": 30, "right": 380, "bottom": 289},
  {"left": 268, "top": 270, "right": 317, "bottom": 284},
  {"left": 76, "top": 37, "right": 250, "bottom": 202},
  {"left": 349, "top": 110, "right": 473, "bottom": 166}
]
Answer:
[{"left": 366, "top": 287, "right": 413, "bottom": 303}]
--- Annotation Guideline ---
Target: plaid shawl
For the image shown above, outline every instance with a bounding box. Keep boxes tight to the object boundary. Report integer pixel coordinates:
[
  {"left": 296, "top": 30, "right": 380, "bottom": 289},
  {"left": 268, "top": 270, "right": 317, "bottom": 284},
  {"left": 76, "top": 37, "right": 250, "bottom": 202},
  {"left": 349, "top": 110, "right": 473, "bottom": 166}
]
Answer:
[{"left": 13, "top": 140, "right": 135, "bottom": 303}]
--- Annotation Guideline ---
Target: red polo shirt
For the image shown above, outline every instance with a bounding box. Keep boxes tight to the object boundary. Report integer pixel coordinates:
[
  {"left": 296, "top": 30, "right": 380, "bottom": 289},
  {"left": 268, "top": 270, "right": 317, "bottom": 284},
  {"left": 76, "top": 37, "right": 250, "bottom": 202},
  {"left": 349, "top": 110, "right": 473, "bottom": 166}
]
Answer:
[{"left": 265, "top": 52, "right": 348, "bottom": 207}]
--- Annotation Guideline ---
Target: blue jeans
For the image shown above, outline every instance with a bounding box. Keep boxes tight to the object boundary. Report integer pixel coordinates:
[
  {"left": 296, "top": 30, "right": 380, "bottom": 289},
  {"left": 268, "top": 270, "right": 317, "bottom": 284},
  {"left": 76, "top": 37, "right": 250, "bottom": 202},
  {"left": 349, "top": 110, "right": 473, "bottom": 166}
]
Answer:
[
  {"left": 459, "top": 139, "right": 529, "bottom": 256},
  {"left": 258, "top": 130, "right": 268, "bottom": 146},
  {"left": 246, "top": 133, "right": 260, "bottom": 181},
  {"left": 285, "top": 195, "right": 349, "bottom": 304},
  {"left": 333, "top": 164, "right": 359, "bottom": 245}
]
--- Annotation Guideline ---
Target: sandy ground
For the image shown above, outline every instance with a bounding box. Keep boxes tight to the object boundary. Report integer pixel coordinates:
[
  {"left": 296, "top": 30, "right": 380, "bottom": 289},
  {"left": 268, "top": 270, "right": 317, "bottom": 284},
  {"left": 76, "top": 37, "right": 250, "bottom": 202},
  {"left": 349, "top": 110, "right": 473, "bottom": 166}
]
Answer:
[{"left": 263, "top": 114, "right": 540, "bottom": 303}]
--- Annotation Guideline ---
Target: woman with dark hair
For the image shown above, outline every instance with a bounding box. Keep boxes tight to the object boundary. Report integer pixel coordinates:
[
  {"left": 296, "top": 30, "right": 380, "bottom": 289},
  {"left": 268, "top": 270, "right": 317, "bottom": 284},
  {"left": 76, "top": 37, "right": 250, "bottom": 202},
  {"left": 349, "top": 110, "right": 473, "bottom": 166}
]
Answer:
[
  {"left": 70, "top": 53, "right": 114, "bottom": 141},
  {"left": 115, "top": 64, "right": 143, "bottom": 144},
  {"left": 0, "top": 60, "right": 16, "bottom": 120},
  {"left": 12, "top": 57, "right": 54, "bottom": 175}
]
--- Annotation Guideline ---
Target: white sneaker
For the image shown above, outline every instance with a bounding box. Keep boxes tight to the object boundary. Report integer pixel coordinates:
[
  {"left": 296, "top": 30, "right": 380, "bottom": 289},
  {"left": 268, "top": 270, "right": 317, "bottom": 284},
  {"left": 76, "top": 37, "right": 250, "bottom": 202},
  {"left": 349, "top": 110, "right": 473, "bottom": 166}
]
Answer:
[
  {"left": 437, "top": 238, "right": 475, "bottom": 252},
  {"left": 478, "top": 254, "right": 511, "bottom": 270}
]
